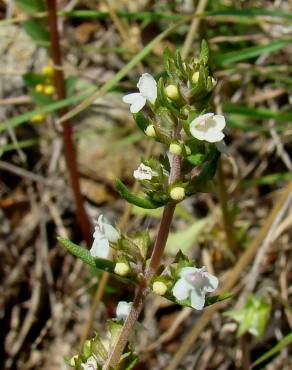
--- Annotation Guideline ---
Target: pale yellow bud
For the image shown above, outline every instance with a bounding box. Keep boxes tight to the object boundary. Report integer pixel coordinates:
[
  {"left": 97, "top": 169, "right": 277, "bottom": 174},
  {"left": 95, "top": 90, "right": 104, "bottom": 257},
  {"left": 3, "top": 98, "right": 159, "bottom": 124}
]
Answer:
[
  {"left": 31, "top": 113, "right": 46, "bottom": 123},
  {"left": 165, "top": 84, "right": 179, "bottom": 100},
  {"left": 145, "top": 125, "right": 156, "bottom": 138},
  {"left": 170, "top": 186, "right": 185, "bottom": 201},
  {"left": 169, "top": 143, "right": 182, "bottom": 155},
  {"left": 114, "top": 262, "right": 130, "bottom": 277},
  {"left": 211, "top": 77, "right": 216, "bottom": 86},
  {"left": 42, "top": 65, "right": 54, "bottom": 77},
  {"left": 152, "top": 281, "right": 167, "bottom": 296},
  {"left": 43, "top": 85, "right": 55, "bottom": 95},
  {"left": 35, "top": 84, "right": 44, "bottom": 93},
  {"left": 185, "top": 145, "right": 191, "bottom": 155},
  {"left": 69, "top": 355, "right": 78, "bottom": 366},
  {"left": 192, "top": 71, "right": 199, "bottom": 83}
]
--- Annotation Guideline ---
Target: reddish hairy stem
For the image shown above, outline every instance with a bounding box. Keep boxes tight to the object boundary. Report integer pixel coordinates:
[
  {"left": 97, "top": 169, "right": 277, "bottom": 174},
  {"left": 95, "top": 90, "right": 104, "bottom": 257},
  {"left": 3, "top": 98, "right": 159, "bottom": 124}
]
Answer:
[
  {"left": 104, "top": 139, "right": 182, "bottom": 369},
  {"left": 46, "top": 0, "right": 92, "bottom": 245}
]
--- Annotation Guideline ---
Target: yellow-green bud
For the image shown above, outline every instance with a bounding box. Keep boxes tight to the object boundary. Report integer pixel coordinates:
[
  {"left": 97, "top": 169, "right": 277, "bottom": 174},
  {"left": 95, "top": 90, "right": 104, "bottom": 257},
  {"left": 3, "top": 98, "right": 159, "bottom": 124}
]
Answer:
[
  {"left": 83, "top": 340, "right": 91, "bottom": 357},
  {"left": 44, "top": 85, "right": 55, "bottom": 95},
  {"left": 152, "top": 281, "right": 167, "bottom": 296},
  {"left": 114, "top": 262, "right": 130, "bottom": 276},
  {"left": 192, "top": 71, "right": 199, "bottom": 83},
  {"left": 165, "top": 84, "right": 179, "bottom": 100},
  {"left": 170, "top": 186, "right": 185, "bottom": 201},
  {"left": 145, "top": 125, "right": 156, "bottom": 138},
  {"left": 185, "top": 145, "right": 191, "bottom": 155},
  {"left": 42, "top": 64, "right": 54, "bottom": 77},
  {"left": 169, "top": 143, "right": 182, "bottom": 155},
  {"left": 35, "top": 84, "right": 44, "bottom": 93},
  {"left": 31, "top": 113, "right": 46, "bottom": 123},
  {"left": 69, "top": 355, "right": 78, "bottom": 366}
]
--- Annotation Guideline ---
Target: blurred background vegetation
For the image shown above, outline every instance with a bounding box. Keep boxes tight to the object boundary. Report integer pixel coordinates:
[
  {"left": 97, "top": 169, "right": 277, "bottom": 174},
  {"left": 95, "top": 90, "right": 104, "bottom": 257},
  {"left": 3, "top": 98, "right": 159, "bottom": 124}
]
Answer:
[{"left": 0, "top": 0, "right": 291, "bottom": 369}]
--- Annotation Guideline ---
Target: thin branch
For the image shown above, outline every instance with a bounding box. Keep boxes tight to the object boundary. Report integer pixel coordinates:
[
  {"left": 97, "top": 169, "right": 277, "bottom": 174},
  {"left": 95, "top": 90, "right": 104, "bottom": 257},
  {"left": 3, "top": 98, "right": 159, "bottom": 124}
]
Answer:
[
  {"left": 46, "top": 0, "right": 92, "bottom": 245},
  {"left": 103, "top": 134, "right": 182, "bottom": 369}
]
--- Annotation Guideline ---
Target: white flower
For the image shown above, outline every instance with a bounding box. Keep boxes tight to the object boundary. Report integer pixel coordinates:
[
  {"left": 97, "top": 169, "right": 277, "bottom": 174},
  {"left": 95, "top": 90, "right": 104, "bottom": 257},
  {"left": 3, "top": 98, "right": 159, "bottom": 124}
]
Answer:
[
  {"left": 116, "top": 301, "right": 132, "bottom": 321},
  {"left": 81, "top": 356, "right": 97, "bottom": 370},
  {"left": 90, "top": 215, "right": 119, "bottom": 259},
  {"left": 122, "top": 73, "right": 157, "bottom": 113},
  {"left": 133, "top": 163, "right": 158, "bottom": 181},
  {"left": 190, "top": 113, "right": 226, "bottom": 143},
  {"left": 172, "top": 266, "right": 218, "bottom": 310}
]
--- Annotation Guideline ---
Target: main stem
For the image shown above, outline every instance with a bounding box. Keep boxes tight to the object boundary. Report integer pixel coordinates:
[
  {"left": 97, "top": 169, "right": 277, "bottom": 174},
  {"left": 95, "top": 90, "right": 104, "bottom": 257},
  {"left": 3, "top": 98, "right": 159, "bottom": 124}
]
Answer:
[
  {"left": 46, "top": 0, "right": 92, "bottom": 245},
  {"left": 104, "top": 132, "right": 182, "bottom": 369}
]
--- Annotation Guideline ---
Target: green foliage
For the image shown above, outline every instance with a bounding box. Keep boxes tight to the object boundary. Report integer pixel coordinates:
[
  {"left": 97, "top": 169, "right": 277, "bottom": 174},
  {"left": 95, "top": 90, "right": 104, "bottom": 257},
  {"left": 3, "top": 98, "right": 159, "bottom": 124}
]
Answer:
[
  {"left": 224, "top": 295, "right": 271, "bottom": 339},
  {"left": 15, "top": 0, "right": 45, "bottom": 13},
  {"left": 116, "top": 180, "right": 165, "bottom": 209},
  {"left": 23, "top": 20, "right": 49, "bottom": 44}
]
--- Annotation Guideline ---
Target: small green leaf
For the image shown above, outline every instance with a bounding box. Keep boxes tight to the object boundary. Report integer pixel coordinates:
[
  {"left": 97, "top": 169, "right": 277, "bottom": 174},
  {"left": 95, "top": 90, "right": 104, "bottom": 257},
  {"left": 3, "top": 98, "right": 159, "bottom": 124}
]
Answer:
[
  {"left": 22, "top": 73, "right": 46, "bottom": 87},
  {"left": 57, "top": 237, "right": 115, "bottom": 272},
  {"left": 224, "top": 295, "right": 271, "bottom": 339},
  {"left": 116, "top": 180, "right": 163, "bottom": 209},
  {"left": 31, "top": 91, "right": 53, "bottom": 106},
  {"left": 200, "top": 39, "right": 209, "bottom": 65},
  {"left": 133, "top": 112, "right": 150, "bottom": 132},
  {"left": 186, "top": 153, "right": 206, "bottom": 166},
  {"left": 15, "top": 0, "right": 45, "bottom": 13},
  {"left": 23, "top": 20, "right": 49, "bottom": 44}
]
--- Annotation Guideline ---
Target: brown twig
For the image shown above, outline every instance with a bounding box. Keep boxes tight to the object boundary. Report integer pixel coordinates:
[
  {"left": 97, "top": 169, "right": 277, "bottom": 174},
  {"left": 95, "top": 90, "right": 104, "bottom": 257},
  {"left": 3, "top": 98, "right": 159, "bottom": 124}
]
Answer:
[{"left": 46, "top": 0, "right": 92, "bottom": 245}]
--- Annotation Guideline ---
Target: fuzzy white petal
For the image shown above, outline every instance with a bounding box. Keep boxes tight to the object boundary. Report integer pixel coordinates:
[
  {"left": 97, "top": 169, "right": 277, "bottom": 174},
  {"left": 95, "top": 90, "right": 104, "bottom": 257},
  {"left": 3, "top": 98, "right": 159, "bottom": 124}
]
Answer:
[
  {"left": 137, "top": 73, "right": 157, "bottom": 104},
  {"left": 180, "top": 266, "right": 199, "bottom": 278},
  {"left": 203, "top": 272, "right": 219, "bottom": 293},
  {"left": 172, "top": 278, "right": 193, "bottom": 301},
  {"left": 213, "top": 115, "right": 226, "bottom": 131},
  {"left": 103, "top": 223, "right": 119, "bottom": 243},
  {"left": 130, "top": 94, "right": 146, "bottom": 113},
  {"left": 116, "top": 301, "right": 132, "bottom": 321},
  {"left": 122, "top": 92, "right": 141, "bottom": 104},
  {"left": 90, "top": 236, "right": 109, "bottom": 259},
  {"left": 204, "top": 129, "right": 225, "bottom": 143},
  {"left": 190, "top": 289, "right": 205, "bottom": 310},
  {"left": 189, "top": 125, "right": 207, "bottom": 141},
  {"left": 81, "top": 356, "right": 98, "bottom": 370}
]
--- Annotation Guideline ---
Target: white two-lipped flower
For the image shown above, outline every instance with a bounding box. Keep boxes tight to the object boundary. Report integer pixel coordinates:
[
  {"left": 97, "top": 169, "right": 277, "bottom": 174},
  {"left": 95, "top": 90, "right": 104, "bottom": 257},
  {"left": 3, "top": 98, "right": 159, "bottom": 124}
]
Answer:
[
  {"left": 133, "top": 163, "right": 158, "bottom": 181},
  {"left": 116, "top": 301, "right": 132, "bottom": 321},
  {"left": 90, "top": 215, "right": 119, "bottom": 259},
  {"left": 190, "top": 113, "right": 226, "bottom": 143},
  {"left": 122, "top": 73, "right": 157, "bottom": 113},
  {"left": 81, "top": 356, "right": 98, "bottom": 370},
  {"left": 172, "top": 266, "right": 219, "bottom": 310}
]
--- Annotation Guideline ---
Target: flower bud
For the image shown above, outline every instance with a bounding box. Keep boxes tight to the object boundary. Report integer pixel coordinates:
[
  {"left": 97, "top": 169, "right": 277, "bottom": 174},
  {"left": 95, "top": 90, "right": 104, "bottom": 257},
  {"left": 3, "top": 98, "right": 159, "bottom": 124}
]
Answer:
[
  {"left": 152, "top": 281, "right": 167, "bottom": 296},
  {"left": 145, "top": 124, "right": 156, "bottom": 138},
  {"left": 31, "top": 113, "right": 46, "bottom": 123},
  {"left": 83, "top": 340, "right": 91, "bottom": 358},
  {"left": 35, "top": 84, "right": 44, "bottom": 93},
  {"left": 44, "top": 85, "right": 55, "bottom": 95},
  {"left": 211, "top": 77, "right": 216, "bottom": 87},
  {"left": 170, "top": 186, "right": 185, "bottom": 201},
  {"left": 114, "top": 262, "right": 130, "bottom": 276},
  {"left": 192, "top": 71, "right": 199, "bottom": 83},
  {"left": 69, "top": 355, "right": 79, "bottom": 366},
  {"left": 169, "top": 143, "right": 182, "bottom": 155},
  {"left": 165, "top": 84, "right": 179, "bottom": 100},
  {"left": 42, "top": 64, "right": 54, "bottom": 77},
  {"left": 185, "top": 145, "right": 191, "bottom": 155}
]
